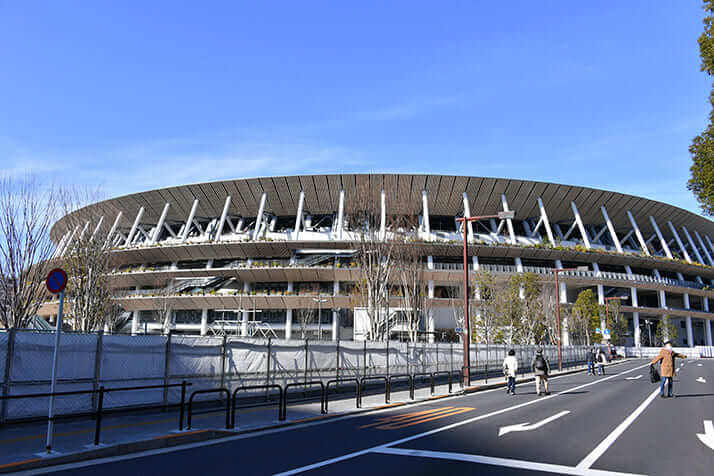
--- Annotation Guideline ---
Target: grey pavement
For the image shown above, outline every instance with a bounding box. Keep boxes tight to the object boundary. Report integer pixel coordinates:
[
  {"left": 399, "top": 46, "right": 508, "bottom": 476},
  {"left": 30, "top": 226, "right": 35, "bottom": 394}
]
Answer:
[{"left": 6, "top": 359, "right": 711, "bottom": 475}]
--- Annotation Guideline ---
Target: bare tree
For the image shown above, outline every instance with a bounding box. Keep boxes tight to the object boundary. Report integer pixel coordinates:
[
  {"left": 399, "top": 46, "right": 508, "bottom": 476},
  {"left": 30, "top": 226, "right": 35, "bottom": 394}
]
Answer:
[
  {"left": 56, "top": 187, "right": 117, "bottom": 331},
  {"left": 0, "top": 176, "right": 58, "bottom": 328},
  {"left": 445, "top": 285, "right": 464, "bottom": 342},
  {"left": 297, "top": 304, "right": 316, "bottom": 339},
  {"left": 348, "top": 181, "right": 397, "bottom": 341},
  {"left": 472, "top": 272, "right": 499, "bottom": 346},
  {"left": 394, "top": 214, "right": 428, "bottom": 343},
  {"left": 516, "top": 273, "right": 547, "bottom": 345}
]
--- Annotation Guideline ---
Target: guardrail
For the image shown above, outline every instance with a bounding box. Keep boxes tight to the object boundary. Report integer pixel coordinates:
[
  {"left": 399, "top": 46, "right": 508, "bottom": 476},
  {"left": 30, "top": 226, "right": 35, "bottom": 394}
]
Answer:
[
  {"left": 412, "top": 372, "right": 435, "bottom": 395},
  {"left": 388, "top": 374, "right": 414, "bottom": 401},
  {"left": 360, "top": 376, "right": 389, "bottom": 405},
  {"left": 0, "top": 381, "right": 190, "bottom": 452},
  {"left": 282, "top": 381, "right": 326, "bottom": 420},
  {"left": 231, "top": 385, "right": 284, "bottom": 428},
  {"left": 187, "top": 388, "right": 230, "bottom": 430},
  {"left": 325, "top": 379, "right": 361, "bottom": 413}
]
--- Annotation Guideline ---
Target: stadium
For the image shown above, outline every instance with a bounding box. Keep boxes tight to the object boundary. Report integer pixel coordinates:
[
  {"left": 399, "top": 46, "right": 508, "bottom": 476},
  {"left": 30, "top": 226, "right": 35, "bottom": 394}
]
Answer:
[{"left": 40, "top": 174, "right": 714, "bottom": 348}]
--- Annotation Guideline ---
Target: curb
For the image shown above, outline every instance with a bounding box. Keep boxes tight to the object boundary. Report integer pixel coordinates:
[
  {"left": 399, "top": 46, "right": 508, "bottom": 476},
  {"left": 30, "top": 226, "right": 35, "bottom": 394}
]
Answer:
[{"left": 0, "top": 359, "right": 633, "bottom": 473}]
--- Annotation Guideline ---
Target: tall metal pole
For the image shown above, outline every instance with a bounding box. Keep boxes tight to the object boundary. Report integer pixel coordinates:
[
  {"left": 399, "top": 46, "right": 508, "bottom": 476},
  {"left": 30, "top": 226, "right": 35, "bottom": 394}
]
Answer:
[
  {"left": 46, "top": 290, "right": 65, "bottom": 453},
  {"left": 462, "top": 221, "right": 470, "bottom": 386}
]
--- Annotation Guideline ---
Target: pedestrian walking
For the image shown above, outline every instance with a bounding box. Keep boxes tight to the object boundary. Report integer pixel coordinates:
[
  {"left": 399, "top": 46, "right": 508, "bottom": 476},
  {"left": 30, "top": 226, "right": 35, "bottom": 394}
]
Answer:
[
  {"left": 650, "top": 341, "right": 686, "bottom": 398},
  {"left": 597, "top": 348, "right": 608, "bottom": 375},
  {"left": 503, "top": 349, "right": 518, "bottom": 395},
  {"left": 531, "top": 348, "right": 550, "bottom": 396},
  {"left": 586, "top": 347, "right": 596, "bottom": 375}
]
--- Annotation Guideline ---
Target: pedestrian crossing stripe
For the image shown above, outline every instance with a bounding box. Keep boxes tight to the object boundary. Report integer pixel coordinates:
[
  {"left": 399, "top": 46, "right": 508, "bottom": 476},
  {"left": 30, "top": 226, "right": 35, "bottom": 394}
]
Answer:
[{"left": 360, "top": 406, "right": 474, "bottom": 430}]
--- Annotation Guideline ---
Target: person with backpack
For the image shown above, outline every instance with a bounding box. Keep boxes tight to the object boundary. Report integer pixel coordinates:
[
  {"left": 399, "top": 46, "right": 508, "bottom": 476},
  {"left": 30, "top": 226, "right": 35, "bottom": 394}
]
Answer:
[
  {"left": 650, "top": 341, "right": 687, "bottom": 398},
  {"left": 597, "top": 348, "right": 608, "bottom": 375},
  {"left": 586, "top": 347, "right": 596, "bottom": 375},
  {"left": 502, "top": 349, "right": 518, "bottom": 395},
  {"left": 531, "top": 348, "right": 550, "bottom": 396}
]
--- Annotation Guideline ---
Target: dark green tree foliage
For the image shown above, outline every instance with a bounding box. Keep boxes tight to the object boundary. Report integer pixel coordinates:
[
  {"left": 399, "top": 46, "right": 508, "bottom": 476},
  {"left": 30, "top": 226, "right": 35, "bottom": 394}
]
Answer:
[{"left": 689, "top": 1, "right": 714, "bottom": 215}]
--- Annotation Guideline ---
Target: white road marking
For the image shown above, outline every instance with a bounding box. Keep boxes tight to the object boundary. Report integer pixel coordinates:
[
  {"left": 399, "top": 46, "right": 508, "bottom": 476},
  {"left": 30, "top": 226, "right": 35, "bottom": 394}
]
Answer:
[
  {"left": 698, "top": 363, "right": 703, "bottom": 367},
  {"left": 13, "top": 361, "right": 637, "bottom": 476},
  {"left": 696, "top": 420, "right": 714, "bottom": 451},
  {"left": 275, "top": 362, "right": 651, "bottom": 476},
  {"left": 576, "top": 387, "right": 660, "bottom": 470},
  {"left": 498, "top": 410, "right": 571, "bottom": 437},
  {"left": 373, "top": 447, "right": 647, "bottom": 476},
  {"left": 696, "top": 377, "right": 707, "bottom": 383},
  {"left": 624, "top": 375, "right": 642, "bottom": 380}
]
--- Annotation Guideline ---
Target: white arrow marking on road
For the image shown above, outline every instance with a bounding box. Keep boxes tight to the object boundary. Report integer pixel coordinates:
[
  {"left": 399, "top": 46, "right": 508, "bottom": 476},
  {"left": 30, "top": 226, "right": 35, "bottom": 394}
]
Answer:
[
  {"left": 697, "top": 420, "right": 714, "bottom": 451},
  {"left": 625, "top": 375, "right": 642, "bottom": 380},
  {"left": 697, "top": 377, "right": 707, "bottom": 383},
  {"left": 698, "top": 363, "right": 703, "bottom": 367},
  {"left": 498, "top": 411, "right": 570, "bottom": 437}
]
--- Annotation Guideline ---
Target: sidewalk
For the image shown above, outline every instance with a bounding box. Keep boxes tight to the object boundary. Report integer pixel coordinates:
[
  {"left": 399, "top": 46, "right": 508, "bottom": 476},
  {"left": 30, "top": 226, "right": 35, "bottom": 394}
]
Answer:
[{"left": 0, "top": 360, "right": 622, "bottom": 472}]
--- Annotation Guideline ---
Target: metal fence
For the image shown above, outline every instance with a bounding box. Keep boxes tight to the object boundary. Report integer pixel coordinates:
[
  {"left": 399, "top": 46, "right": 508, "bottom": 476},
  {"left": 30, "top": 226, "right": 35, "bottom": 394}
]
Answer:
[{"left": 0, "top": 329, "right": 594, "bottom": 422}]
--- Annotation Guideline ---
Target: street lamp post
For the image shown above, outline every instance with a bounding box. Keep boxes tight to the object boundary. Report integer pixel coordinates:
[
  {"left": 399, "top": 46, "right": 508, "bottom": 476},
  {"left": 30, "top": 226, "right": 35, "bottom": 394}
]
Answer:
[
  {"left": 455, "top": 210, "right": 515, "bottom": 387},
  {"left": 313, "top": 295, "right": 328, "bottom": 340},
  {"left": 553, "top": 266, "right": 589, "bottom": 371}
]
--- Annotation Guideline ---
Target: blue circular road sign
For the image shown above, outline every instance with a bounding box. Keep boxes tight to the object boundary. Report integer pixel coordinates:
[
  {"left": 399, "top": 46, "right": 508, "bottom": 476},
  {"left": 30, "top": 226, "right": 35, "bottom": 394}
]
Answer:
[{"left": 46, "top": 268, "right": 67, "bottom": 294}]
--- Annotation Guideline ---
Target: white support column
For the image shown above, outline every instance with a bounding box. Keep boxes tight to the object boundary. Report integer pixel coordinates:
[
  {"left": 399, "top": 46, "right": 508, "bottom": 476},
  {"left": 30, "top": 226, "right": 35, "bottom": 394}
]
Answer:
[
  {"left": 705, "top": 317, "right": 713, "bottom": 346},
  {"left": 570, "top": 201, "right": 591, "bottom": 248},
  {"left": 200, "top": 309, "right": 208, "bottom": 336},
  {"left": 624, "top": 266, "right": 641, "bottom": 347},
  {"left": 89, "top": 216, "right": 105, "bottom": 243},
  {"left": 78, "top": 221, "right": 91, "bottom": 242},
  {"left": 332, "top": 281, "right": 340, "bottom": 341},
  {"left": 667, "top": 221, "right": 691, "bottom": 262},
  {"left": 649, "top": 216, "right": 672, "bottom": 258},
  {"left": 706, "top": 235, "right": 714, "bottom": 260},
  {"left": 253, "top": 192, "right": 267, "bottom": 240},
  {"left": 426, "top": 256, "right": 435, "bottom": 343},
  {"left": 554, "top": 260, "right": 570, "bottom": 346},
  {"left": 462, "top": 192, "right": 473, "bottom": 241},
  {"left": 601, "top": 206, "right": 622, "bottom": 253},
  {"left": 105, "top": 212, "right": 123, "bottom": 247},
  {"left": 694, "top": 231, "right": 714, "bottom": 265},
  {"left": 52, "top": 231, "right": 71, "bottom": 258},
  {"left": 537, "top": 197, "right": 555, "bottom": 244},
  {"left": 336, "top": 189, "right": 345, "bottom": 239},
  {"left": 131, "top": 294, "right": 140, "bottom": 335},
  {"left": 124, "top": 207, "right": 145, "bottom": 246},
  {"left": 214, "top": 196, "right": 231, "bottom": 242},
  {"left": 286, "top": 282, "right": 294, "bottom": 340},
  {"left": 293, "top": 191, "right": 305, "bottom": 240},
  {"left": 421, "top": 189, "right": 430, "bottom": 241},
  {"left": 380, "top": 189, "right": 387, "bottom": 241},
  {"left": 591, "top": 263, "right": 606, "bottom": 334},
  {"left": 151, "top": 203, "right": 170, "bottom": 244},
  {"left": 681, "top": 226, "right": 704, "bottom": 264},
  {"left": 181, "top": 199, "right": 199, "bottom": 242},
  {"left": 501, "top": 194, "right": 516, "bottom": 245},
  {"left": 241, "top": 282, "right": 250, "bottom": 337},
  {"left": 686, "top": 317, "right": 694, "bottom": 348}
]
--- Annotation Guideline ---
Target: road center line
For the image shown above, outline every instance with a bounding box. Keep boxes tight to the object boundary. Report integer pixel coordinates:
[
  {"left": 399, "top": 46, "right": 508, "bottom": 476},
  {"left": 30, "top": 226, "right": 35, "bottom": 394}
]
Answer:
[
  {"left": 576, "top": 386, "right": 660, "bottom": 470},
  {"left": 274, "top": 362, "right": 651, "bottom": 476}
]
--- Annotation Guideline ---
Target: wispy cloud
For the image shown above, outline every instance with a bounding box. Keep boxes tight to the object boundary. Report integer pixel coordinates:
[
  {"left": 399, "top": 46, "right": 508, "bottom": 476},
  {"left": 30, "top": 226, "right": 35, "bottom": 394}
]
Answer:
[{"left": 0, "top": 135, "right": 372, "bottom": 199}]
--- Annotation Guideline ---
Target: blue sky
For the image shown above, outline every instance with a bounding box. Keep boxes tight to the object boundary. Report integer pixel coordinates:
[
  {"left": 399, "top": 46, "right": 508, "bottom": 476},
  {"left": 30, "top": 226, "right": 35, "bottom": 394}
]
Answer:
[{"left": 1, "top": 1, "right": 711, "bottom": 215}]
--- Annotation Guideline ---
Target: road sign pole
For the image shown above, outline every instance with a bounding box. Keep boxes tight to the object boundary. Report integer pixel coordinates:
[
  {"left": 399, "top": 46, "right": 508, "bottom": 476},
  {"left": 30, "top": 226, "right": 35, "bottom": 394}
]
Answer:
[{"left": 46, "top": 289, "right": 64, "bottom": 453}]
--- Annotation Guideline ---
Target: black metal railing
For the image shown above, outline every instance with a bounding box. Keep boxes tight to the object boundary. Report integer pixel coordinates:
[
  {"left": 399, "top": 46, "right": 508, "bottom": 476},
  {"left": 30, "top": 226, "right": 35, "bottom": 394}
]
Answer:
[
  {"left": 187, "top": 388, "right": 230, "bottom": 430},
  {"left": 231, "top": 385, "right": 284, "bottom": 428}
]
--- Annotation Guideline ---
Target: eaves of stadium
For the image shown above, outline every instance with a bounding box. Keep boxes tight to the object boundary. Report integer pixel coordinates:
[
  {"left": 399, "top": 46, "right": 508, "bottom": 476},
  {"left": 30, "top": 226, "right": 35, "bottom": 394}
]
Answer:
[{"left": 41, "top": 174, "right": 714, "bottom": 348}]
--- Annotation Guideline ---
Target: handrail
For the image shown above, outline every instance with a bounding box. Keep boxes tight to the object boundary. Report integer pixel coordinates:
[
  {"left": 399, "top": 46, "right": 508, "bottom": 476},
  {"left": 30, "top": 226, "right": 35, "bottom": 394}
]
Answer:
[
  {"left": 187, "top": 388, "right": 231, "bottom": 430},
  {"left": 388, "top": 374, "right": 414, "bottom": 401},
  {"left": 432, "top": 371, "right": 454, "bottom": 393},
  {"left": 360, "top": 376, "right": 389, "bottom": 404},
  {"left": 283, "top": 381, "right": 326, "bottom": 420},
  {"left": 325, "top": 379, "right": 361, "bottom": 412},
  {"left": 0, "top": 382, "right": 189, "bottom": 401},
  {"left": 412, "top": 372, "right": 435, "bottom": 395},
  {"left": 231, "top": 385, "right": 284, "bottom": 428}
]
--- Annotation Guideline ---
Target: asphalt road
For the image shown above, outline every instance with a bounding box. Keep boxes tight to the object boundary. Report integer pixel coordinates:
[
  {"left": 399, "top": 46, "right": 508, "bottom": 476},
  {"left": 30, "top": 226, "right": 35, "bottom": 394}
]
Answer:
[{"left": 16, "top": 359, "right": 714, "bottom": 476}]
